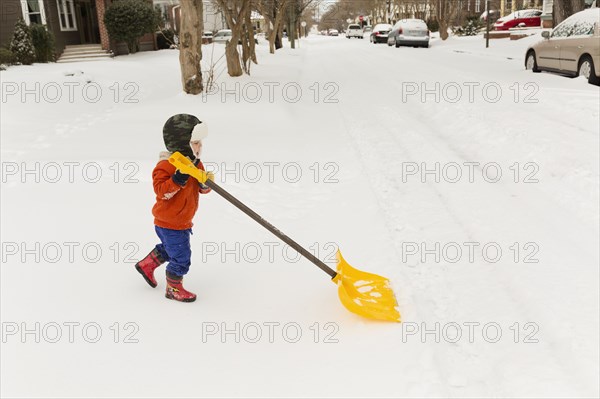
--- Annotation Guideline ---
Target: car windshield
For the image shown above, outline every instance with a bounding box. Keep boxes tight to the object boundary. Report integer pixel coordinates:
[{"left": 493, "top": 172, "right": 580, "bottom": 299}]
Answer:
[
  {"left": 404, "top": 19, "right": 427, "bottom": 28},
  {"left": 503, "top": 9, "right": 541, "bottom": 20},
  {"left": 552, "top": 20, "right": 575, "bottom": 37}
]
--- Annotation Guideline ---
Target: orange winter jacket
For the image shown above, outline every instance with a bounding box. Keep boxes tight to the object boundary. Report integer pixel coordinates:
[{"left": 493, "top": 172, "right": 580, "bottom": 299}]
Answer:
[{"left": 152, "top": 154, "right": 210, "bottom": 230}]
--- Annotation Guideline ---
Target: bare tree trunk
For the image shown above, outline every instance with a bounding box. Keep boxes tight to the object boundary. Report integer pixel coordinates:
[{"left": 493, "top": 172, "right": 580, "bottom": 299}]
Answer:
[
  {"left": 434, "top": 0, "right": 458, "bottom": 40},
  {"left": 268, "top": 24, "right": 276, "bottom": 53},
  {"left": 225, "top": 41, "right": 244, "bottom": 77},
  {"left": 215, "top": 0, "right": 251, "bottom": 77},
  {"left": 240, "top": 20, "right": 251, "bottom": 73},
  {"left": 277, "top": 20, "right": 284, "bottom": 48},
  {"left": 179, "top": 0, "right": 204, "bottom": 94},
  {"left": 439, "top": 20, "right": 449, "bottom": 40},
  {"left": 266, "top": 0, "right": 288, "bottom": 52},
  {"left": 245, "top": 7, "right": 257, "bottom": 64}
]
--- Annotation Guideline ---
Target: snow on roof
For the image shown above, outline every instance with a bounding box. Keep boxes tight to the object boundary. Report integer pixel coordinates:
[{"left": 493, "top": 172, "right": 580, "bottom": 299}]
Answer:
[{"left": 251, "top": 11, "right": 264, "bottom": 20}]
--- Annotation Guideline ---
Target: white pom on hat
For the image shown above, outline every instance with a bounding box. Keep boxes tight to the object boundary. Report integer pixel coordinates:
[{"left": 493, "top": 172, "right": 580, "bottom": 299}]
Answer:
[{"left": 191, "top": 122, "right": 208, "bottom": 141}]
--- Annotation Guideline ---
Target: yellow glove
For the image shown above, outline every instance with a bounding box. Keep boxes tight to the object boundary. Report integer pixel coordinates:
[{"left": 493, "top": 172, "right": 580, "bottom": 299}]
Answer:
[{"left": 206, "top": 171, "right": 215, "bottom": 182}]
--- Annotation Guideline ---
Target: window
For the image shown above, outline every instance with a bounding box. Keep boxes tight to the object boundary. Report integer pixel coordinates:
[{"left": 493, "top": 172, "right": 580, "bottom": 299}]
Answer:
[
  {"left": 20, "top": 0, "right": 46, "bottom": 25},
  {"left": 551, "top": 21, "right": 574, "bottom": 38},
  {"left": 56, "top": 0, "right": 77, "bottom": 31},
  {"left": 571, "top": 20, "right": 595, "bottom": 36},
  {"left": 475, "top": 0, "right": 481, "bottom": 13}
]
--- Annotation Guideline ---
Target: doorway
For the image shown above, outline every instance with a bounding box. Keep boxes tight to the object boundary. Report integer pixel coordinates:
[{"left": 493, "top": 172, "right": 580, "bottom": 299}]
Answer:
[{"left": 75, "top": 0, "right": 100, "bottom": 44}]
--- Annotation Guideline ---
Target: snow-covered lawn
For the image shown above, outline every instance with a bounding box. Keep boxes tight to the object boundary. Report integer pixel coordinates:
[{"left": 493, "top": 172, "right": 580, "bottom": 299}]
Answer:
[{"left": 1, "top": 34, "right": 598, "bottom": 398}]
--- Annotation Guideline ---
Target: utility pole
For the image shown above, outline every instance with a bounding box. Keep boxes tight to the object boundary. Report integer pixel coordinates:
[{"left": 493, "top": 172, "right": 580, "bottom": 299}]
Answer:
[
  {"left": 290, "top": 0, "right": 296, "bottom": 49},
  {"left": 485, "top": 0, "right": 491, "bottom": 48}
]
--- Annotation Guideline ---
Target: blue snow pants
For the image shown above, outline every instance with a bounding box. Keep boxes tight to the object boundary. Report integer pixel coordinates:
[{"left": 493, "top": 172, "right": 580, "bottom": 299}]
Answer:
[{"left": 154, "top": 226, "right": 193, "bottom": 277}]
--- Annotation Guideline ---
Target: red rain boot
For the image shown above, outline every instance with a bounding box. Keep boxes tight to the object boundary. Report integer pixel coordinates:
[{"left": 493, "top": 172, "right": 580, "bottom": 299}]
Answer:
[
  {"left": 135, "top": 248, "right": 167, "bottom": 288},
  {"left": 165, "top": 272, "right": 197, "bottom": 302}
]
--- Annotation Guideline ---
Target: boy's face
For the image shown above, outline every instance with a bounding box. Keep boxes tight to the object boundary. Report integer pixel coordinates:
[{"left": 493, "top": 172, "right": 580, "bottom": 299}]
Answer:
[{"left": 190, "top": 140, "right": 202, "bottom": 158}]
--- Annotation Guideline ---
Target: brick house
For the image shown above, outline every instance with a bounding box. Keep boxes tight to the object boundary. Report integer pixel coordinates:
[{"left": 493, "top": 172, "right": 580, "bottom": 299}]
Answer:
[{"left": 0, "top": 0, "right": 156, "bottom": 57}]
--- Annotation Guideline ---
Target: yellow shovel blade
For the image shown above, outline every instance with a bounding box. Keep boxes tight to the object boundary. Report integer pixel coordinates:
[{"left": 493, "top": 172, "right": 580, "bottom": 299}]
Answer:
[
  {"left": 168, "top": 152, "right": 208, "bottom": 183},
  {"left": 332, "top": 251, "right": 401, "bottom": 322}
]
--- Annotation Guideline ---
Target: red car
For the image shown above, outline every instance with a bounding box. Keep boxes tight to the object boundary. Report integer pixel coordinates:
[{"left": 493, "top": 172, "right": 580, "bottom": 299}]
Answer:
[{"left": 494, "top": 9, "right": 542, "bottom": 30}]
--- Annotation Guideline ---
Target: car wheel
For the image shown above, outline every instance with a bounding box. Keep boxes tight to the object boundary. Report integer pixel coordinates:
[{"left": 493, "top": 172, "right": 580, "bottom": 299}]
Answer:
[
  {"left": 525, "top": 50, "right": 540, "bottom": 73},
  {"left": 578, "top": 55, "right": 599, "bottom": 85},
  {"left": 387, "top": 37, "right": 393, "bottom": 46}
]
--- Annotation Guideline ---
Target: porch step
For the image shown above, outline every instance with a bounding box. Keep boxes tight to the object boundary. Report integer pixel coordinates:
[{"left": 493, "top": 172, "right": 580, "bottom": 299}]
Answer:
[
  {"left": 57, "top": 52, "right": 113, "bottom": 63},
  {"left": 62, "top": 48, "right": 111, "bottom": 56},
  {"left": 64, "top": 44, "right": 103, "bottom": 51}
]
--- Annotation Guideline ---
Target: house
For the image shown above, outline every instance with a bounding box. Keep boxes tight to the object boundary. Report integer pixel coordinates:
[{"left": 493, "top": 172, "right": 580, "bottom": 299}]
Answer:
[
  {"left": 153, "top": 0, "right": 227, "bottom": 34},
  {"left": 0, "top": 0, "right": 156, "bottom": 58}
]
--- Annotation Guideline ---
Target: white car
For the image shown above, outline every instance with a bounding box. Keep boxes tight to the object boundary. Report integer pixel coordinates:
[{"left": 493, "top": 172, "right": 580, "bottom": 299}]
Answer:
[
  {"left": 387, "top": 19, "right": 430, "bottom": 48},
  {"left": 212, "top": 29, "right": 232, "bottom": 43},
  {"left": 346, "top": 24, "right": 364, "bottom": 39},
  {"left": 328, "top": 29, "right": 339, "bottom": 36}
]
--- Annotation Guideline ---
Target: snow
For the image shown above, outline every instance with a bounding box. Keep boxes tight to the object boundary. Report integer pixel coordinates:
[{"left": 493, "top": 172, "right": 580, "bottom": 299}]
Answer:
[
  {"left": 1, "top": 33, "right": 599, "bottom": 398},
  {"left": 497, "top": 9, "right": 542, "bottom": 22}
]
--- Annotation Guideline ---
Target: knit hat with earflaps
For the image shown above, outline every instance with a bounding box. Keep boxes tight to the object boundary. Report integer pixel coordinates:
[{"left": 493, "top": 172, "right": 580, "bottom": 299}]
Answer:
[{"left": 162, "top": 114, "right": 203, "bottom": 159}]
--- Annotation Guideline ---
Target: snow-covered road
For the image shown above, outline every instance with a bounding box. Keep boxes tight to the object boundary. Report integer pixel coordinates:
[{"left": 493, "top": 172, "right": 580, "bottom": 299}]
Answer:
[{"left": 1, "top": 34, "right": 598, "bottom": 398}]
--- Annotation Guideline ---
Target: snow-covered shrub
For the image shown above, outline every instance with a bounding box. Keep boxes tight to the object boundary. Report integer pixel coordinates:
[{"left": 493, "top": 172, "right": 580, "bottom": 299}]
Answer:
[
  {"left": 0, "top": 47, "right": 15, "bottom": 66},
  {"left": 10, "top": 19, "right": 35, "bottom": 65},
  {"left": 104, "top": 0, "right": 158, "bottom": 54},
  {"left": 30, "top": 24, "right": 56, "bottom": 63},
  {"left": 426, "top": 19, "right": 439, "bottom": 33},
  {"left": 453, "top": 16, "right": 482, "bottom": 36}
]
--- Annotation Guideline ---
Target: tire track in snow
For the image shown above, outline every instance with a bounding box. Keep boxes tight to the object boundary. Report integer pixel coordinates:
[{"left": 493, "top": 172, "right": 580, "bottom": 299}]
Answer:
[
  {"left": 307, "top": 38, "right": 598, "bottom": 396},
  {"left": 357, "top": 41, "right": 598, "bottom": 396}
]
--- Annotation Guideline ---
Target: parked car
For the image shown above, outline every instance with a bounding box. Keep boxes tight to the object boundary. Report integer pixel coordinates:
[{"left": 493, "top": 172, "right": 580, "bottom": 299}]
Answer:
[
  {"left": 387, "top": 19, "right": 430, "bottom": 48},
  {"left": 213, "top": 29, "right": 232, "bottom": 43},
  {"left": 363, "top": 25, "right": 373, "bottom": 34},
  {"left": 494, "top": 9, "right": 542, "bottom": 30},
  {"left": 370, "top": 24, "right": 393, "bottom": 43},
  {"left": 346, "top": 24, "right": 364, "bottom": 38},
  {"left": 328, "top": 29, "right": 339, "bottom": 36},
  {"left": 525, "top": 8, "right": 600, "bottom": 85}
]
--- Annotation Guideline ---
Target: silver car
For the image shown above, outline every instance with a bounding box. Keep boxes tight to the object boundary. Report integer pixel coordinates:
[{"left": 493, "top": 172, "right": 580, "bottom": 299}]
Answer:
[
  {"left": 525, "top": 8, "right": 599, "bottom": 85},
  {"left": 387, "top": 19, "right": 430, "bottom": 48}
]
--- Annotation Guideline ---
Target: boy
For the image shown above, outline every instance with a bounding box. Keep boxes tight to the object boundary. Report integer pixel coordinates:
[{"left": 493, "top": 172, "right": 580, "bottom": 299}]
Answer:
[{"left": 135, "top": 114, "right": 213, "bottom": 302}]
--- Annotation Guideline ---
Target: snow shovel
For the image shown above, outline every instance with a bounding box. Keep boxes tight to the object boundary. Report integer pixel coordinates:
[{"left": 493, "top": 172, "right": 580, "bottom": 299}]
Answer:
[{"left": 169, "top": 152, "right": 401, "bottom": 322}]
